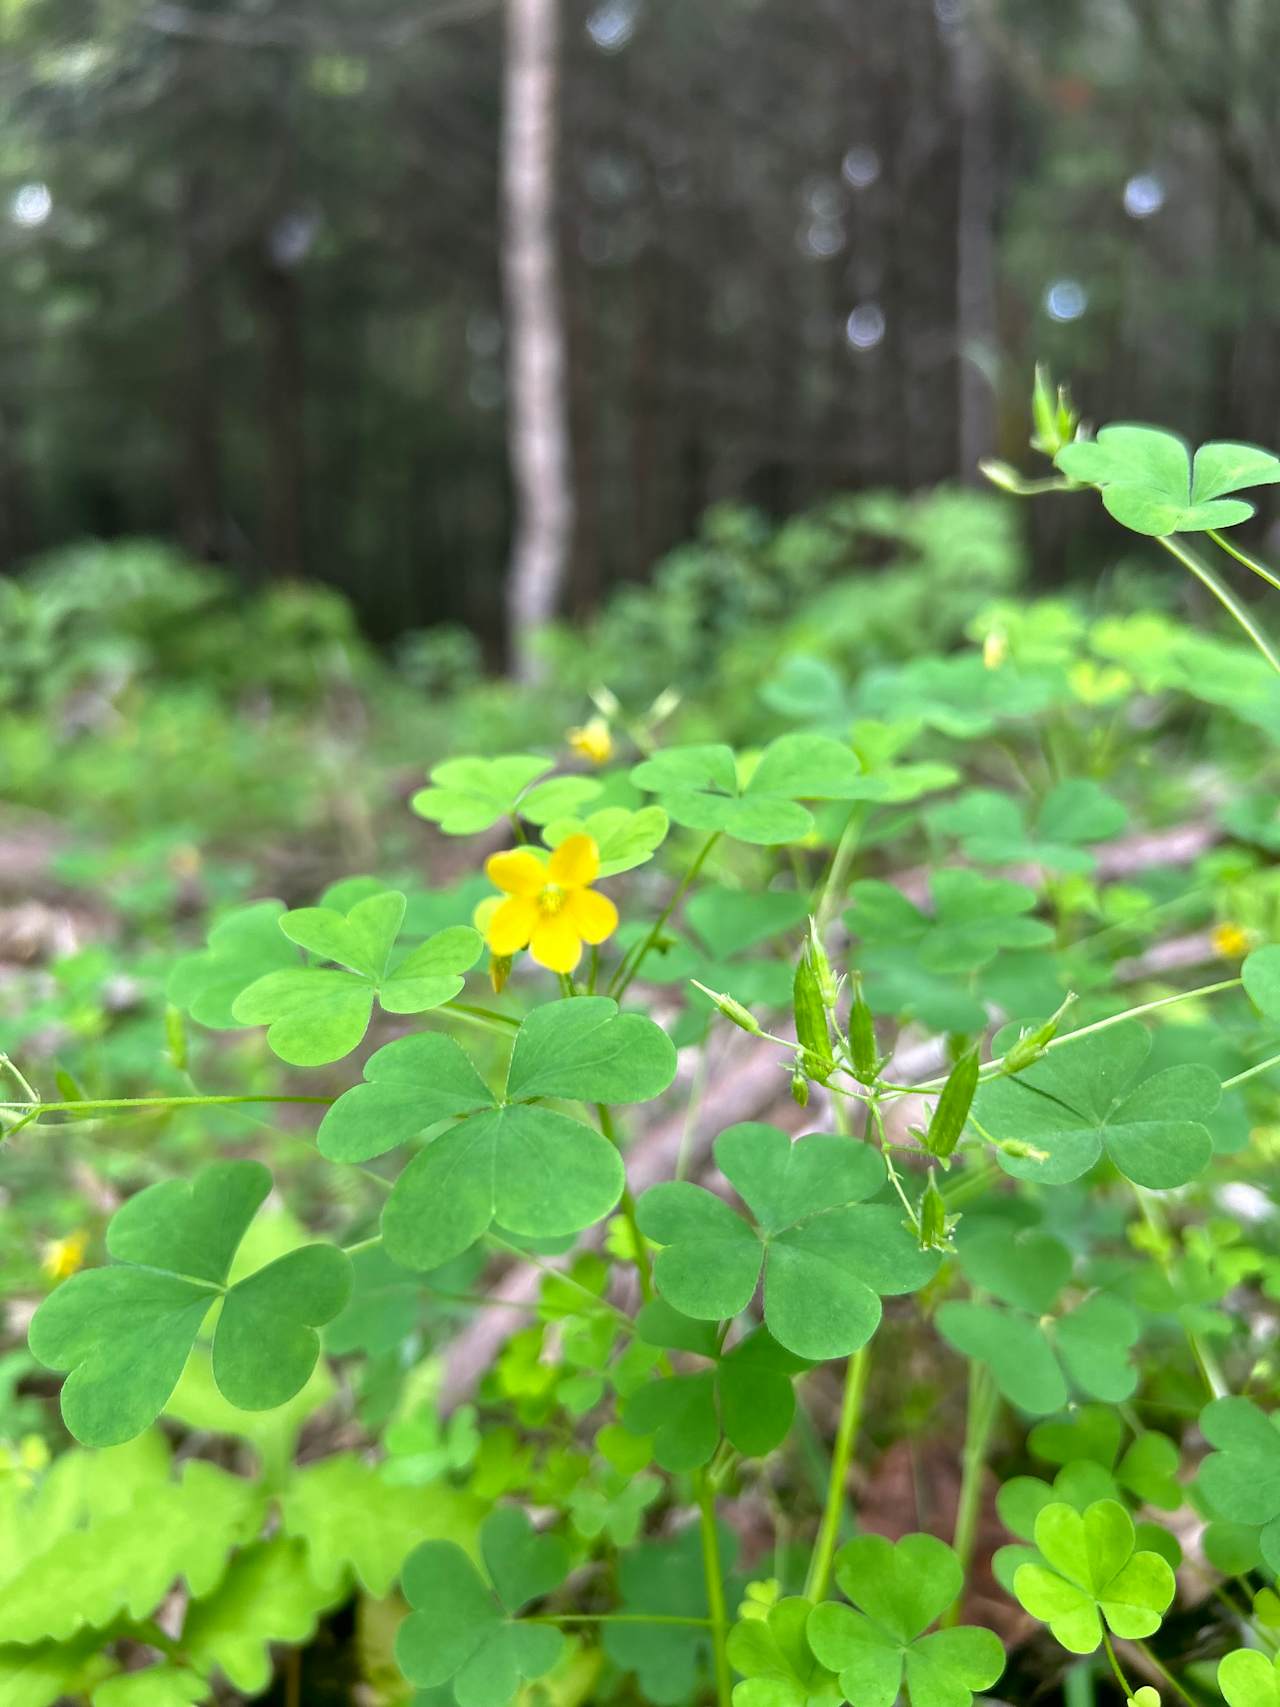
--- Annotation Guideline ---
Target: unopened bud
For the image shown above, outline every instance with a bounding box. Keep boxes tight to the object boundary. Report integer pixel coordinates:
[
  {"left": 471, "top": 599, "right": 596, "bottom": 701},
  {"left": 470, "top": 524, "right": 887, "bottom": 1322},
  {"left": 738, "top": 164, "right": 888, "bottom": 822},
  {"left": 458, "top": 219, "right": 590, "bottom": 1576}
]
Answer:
[
  {"left": 692, "top": 980, "right": 764, "bottom": 1037},
  {"left": 917, "top": 1172, "right": 957, "bottom": 1252},
  {"left": 793, "top": 935, "right": 834, "bottom": 1084},
  {"left": 1001, "top": 993, "right": 1077, "bottom": 1076},
  {"left": 490, "top": 954, "right": 513, "bottom": 994},
  {"left": 847, "top": 973, "right": 879, "bottom": 1085},
  {"left": 922, "top": 1048, "right": 978, "bottom": 1159},
  {"left": 790, "top": 1063, "right": 810, "bottom": 1107}
]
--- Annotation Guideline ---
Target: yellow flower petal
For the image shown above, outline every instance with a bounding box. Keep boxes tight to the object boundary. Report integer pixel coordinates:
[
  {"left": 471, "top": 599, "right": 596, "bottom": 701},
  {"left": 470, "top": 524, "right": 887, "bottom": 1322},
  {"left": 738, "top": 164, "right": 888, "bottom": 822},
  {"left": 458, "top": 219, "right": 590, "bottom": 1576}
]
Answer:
[
  {"left": 485, "top": 848, "right": 547, "bottom": 898},
  {"left": 548, "top": 833, "right": 599, "bottom": 889},
  {"left": 530, "top": 914, "right": 583, "bottom": 973},
  {"left": 567, "top": 886, "right": 618, "bottom": 945},
  {"left": 486, "top": 895, "right": 539, "bottom": 954}
]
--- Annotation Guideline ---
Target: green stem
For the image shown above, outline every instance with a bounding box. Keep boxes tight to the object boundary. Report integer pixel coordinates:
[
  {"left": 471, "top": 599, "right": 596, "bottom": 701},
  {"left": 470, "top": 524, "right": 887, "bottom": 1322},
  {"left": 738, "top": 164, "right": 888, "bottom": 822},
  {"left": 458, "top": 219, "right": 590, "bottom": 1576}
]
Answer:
[
  {"left": 697, "top": 1470, "right": 733, "bottom": 1707},
  {"left": 813, "top": 806, "right": 868, "bottom": 930},
  {"left": 0, "top": 1093, "right": 332, "bottom": 1119},
  {"left": 597, "top": 1104, "right": 653, "bottom": 1302},
  {"left": 804, "top": 1344, "right": 870, "bottom": 1603},
  {"left": 1158, "top": 534, "right": 1280, "bottom": 676},
  {"left": 943, "top": 1362, "right": 1000, "bottom": 1627},
  {"left": 1132, "top": 1639, "right": 1199, "bottom": 1707},
  {"left": 1101, "top": 1630, "right": 1135, "bottom": 1698},
  {"left": 1222, "top": 1051, "right": 1280, "bottom": 1090},
  {"left": 911, "top": 978, "right": 1242, "bottom": 1093},
  {"left": 1207, "top": 528, "right": 1280, "bottom": 596},
  {"left": 611, "top": 833, "right": 720, "bottom": 998},
  {"left": 445, "top": 1001, "right": 521, "bottom": 1031},
  {"left": 525, "top": 1613, "right": 713, "bottom": 1627},
  {"left": 1133, "top": 1187, "right": 1227, "bottom": 1400}
]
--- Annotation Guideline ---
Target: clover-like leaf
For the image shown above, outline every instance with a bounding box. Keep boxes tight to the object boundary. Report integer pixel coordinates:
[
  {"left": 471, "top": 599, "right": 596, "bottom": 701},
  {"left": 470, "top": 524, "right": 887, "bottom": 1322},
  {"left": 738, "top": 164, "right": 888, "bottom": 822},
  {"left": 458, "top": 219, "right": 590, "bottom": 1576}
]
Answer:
[
  {"left": 1198, "top": 1396, "right": 1280, "bottom": 1573},
  {"left": 1028, "top": 1408, "right": 1181, "bottom": 1509},
  {"left": 929, "top": 780, "right": 1127, "bottom": 874},
  {"left": 1012, "top": 1500, "right": 1175, "bottom": 1654},
  {"left": 630, "top": 733, "right": 865, "bottom": 846},
  {"left": 1057, "top": 424, "right": 1280, "bottom": 535},
  {"left": 1220, "top": 1648, "right": 1280, "bottom": 1707},
  {"left": 231, "top": 888, "right": 481, "bottom": 1064},
  {"left": 395, "top": 1508, "right": 568, "bottom": 1707},
  {"left": 411, "top": 754, "right": 601, "bottom": 834},
  {"left": 372, "top": 1000, "right": 672, "bottom": 1270},
  {"left": 807, "top": 1533, "right": 1004, "bottom": 1707},
  {"left": 637, "top": 1125, "right": 939, "bottom": 1360},
  {"left": 974, "top": 1021, "right": 1218, "bottom": 1188},
  {"left": 166, "top": 900, "right": 295, "bottom": 1029},
  {"left": 28, "top": 1160, "right": 351, "bottom": 1445},
  {"left": 624, "top": 1307, "right": 809, "bottom": 1470},
  {"left": 542, "top": 805, "right": 670, "bottom": 875},
  {"left": 728, "top": 1597, "right": 842, "bottom": 1707}
]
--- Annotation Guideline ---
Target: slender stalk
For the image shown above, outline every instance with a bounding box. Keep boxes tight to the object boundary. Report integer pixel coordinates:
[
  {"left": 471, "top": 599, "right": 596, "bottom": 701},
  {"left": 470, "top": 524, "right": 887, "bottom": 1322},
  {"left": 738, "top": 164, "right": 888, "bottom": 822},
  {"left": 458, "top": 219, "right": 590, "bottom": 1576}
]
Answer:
[
  {"left": 1132, "top": 1640, "right": 1199, "bottom": 1707},
  {"left": 0, "top": 1093, "right": 332, "bottom": 1118},
  {"left": 1101, "top": 1631, "right": 1135, "bottom": 1699},
  {"left": 911, "top": 978, "right": 1242, "bottom": 1093},
  {"left": 1158, "top": 534, "right": 1280, "bottom": 676},
  {"left": 813, "top": 806, "right": 867, "bottom": 930},
  {"left": 942, "top": 1362, "right": 999, "bottom": 1626},
  {"left": 1222, "top": 1051, "right": 1280, "bottom": 1090},
  {"left": 1207, "top": 528, "right": 1280, "bottom": 595},
  {"left": 696, "top": 1470, "right": 733, "bottom": 1707},
  {"left": 597, "top": 1104, "right": 653, "bottom": 1301},
  {"left": 1133, "top": 1187, "right": 1226, "bottom": 1400},
  {"left": 445, "top": 1001, "right": 522, "bottom": 1030},
  {"left": 525, "top": 1613, "right": 713, "bottom": 1627},
  {"left": 610, "top": 833, "right": 720, "bottom": 998},
  {"left": 804, "top": 1344, "right": 870, "bottom": 1603}
]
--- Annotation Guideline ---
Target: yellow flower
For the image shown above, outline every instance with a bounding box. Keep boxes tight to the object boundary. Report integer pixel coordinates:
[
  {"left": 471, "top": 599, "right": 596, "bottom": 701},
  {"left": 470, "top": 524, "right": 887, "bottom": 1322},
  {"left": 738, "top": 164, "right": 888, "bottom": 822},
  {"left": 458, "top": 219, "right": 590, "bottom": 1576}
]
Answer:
[
  {"left": 1213, "top": 921, "right": 1252, "bottom": 959},
  {"left": 484, "top": 834, "right": 618, "bottom": 974},
  {"left": 42, "top": 1230, "right": 87, "bottom": 1282},
  {"left": 982, "top": 629, "right": 1008, "bottom": 670},
  {"left": 566, "top": 717, "right": 613, "bottom": 765}
]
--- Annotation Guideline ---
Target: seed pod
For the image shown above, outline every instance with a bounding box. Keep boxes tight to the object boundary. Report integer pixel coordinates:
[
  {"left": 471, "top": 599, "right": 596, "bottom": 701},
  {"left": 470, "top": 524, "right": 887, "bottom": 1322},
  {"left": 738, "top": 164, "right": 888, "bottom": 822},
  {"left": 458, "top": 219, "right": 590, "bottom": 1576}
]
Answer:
[
  {"left": 922, "top": 1047, "right": 979, "bottom": 1159},
  {"left": 847, "top": 973, "right": 878, "bottom": 1085},
  {"left": 792, "top": 939, "right": 834, "bottom": 1083},
  {"left": 916, "top": 1172, "right": 954, "bottom": 1252},
  {"left": 692, "top": 979, "right": 765, "bottom": 1037},
  {"left": 804, "top": 918, "right": 839, "bottom": 1011},
  {"left": 1001, "top": 992, "right": 1077, "bottom": 1076}
]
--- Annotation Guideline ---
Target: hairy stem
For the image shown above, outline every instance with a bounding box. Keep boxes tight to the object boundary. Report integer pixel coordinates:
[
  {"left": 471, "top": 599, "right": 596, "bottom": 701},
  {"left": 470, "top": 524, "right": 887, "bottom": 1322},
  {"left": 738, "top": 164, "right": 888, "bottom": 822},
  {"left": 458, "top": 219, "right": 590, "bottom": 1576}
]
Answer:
[
  {"left": 1158, "top": 534, "right": 1280, "bottom": 676},
  {"left": 611, "top": 833, "right": 720, "bottom": 997}
]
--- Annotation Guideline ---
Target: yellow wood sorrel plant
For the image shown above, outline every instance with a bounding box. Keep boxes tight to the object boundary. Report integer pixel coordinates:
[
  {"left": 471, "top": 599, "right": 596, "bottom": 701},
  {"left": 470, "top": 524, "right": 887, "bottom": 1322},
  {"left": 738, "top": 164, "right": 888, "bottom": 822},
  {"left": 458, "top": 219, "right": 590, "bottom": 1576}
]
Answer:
[{"left": 8, "top": 373, "right": 1280, "bottom": 1707}]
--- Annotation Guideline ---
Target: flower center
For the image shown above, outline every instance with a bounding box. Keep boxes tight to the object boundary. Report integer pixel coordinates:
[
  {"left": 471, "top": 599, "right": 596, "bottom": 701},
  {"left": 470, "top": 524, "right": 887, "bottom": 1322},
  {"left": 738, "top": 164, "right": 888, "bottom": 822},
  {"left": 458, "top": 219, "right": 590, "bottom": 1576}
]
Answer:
[{"left": 538, "top": 883, "right": 569, "bottom": 915}]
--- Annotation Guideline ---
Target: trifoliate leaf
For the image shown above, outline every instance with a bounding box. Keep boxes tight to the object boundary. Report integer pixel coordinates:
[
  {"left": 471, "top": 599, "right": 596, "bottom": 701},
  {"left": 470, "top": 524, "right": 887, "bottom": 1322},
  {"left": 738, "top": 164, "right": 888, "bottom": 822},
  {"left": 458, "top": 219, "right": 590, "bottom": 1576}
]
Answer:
[
  {"left": 937, "top": 1293, "right": 1139, "bottom": 1416},
  {"left": 182, "top": 1539, "right": 343, "bottom": 1695},
  {"left": 929, "top": 781, "right": 1127, "bottom": 874},
  {"left": 1028, "top": 1409, "right": 1181, "bottom": 1509},
  {"left": 975, "top": 1022, "right": 1218, "bottom": 1188},
  {"left": 231, "top": 889, "right": 480, "bottom": 1064},
  {"left": 319, "top": 1033, "right": 496, "bottom": 1163},
  {"left": 1220, "top": 1648, "right": 1280, "bottom": 1707},
  {"left": 411, "top": 755, "right": 599, "bottom": 834},
  {"left": 624, "top": 1311, "right": 808, "bottom": 1470},
  {"left": 807, "top": 1533, "right": 1005, "bottom": 1707},
  {"left": 630, "top": 733, "right": 865, "bottom": 845},
  {"left": 1012, "top": 1500, "right": 1175, "bottom": 1654},
  {"left": 542, "top": 806, "right": 669, "bottom": 875},
  {"left": 727, "top": 1597, "right": 841, "bottom": 1707},
  {"left": 166, "top": 901, "right": 293, "bottom": 1029},
  {"left": 28, "top": 1160, "right": 351, "bottom": 1445},
  {"left": 1198, "top": 1396, "right": 1280, "bottom": 1572},
  {"left": 395, "top": 1509, "right": 569, "bottom": 1707},
  {"left": 1057, "top": 425, "right": 1280, "bottom": 535},
  {"left": 505, "top": 996, "right": 677, "bottom": 1103},
  {"left": 637, "top": 1124, "right": 939, "bottom": 1360}
]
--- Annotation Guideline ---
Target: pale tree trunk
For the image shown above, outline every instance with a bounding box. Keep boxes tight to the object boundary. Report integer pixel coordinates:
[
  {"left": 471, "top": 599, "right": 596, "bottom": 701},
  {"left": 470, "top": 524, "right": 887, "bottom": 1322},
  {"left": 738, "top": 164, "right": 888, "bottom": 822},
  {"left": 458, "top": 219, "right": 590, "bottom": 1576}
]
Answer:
[
  {"left": 953, "top": 8, "right": 997, "bottom": 480},
  {"left": 502, "top": 0, "right": 573, "bottom": 681}
]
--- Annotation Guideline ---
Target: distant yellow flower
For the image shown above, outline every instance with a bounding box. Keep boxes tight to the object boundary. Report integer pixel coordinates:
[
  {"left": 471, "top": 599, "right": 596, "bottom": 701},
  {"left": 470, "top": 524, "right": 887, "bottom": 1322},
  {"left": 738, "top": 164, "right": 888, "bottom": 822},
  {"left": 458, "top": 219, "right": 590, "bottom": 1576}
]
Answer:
[
  {"left": 982, "top": 629, "right": 1008, "bottom": 670},
  {"left": 567, "top": 717, "right": 613, "bottom": 765},
  {"left": 1213, "top": 921, "right": 1252, "bottom": 959},
  {"left": 484, "top": 834, "right": 618, "bottom": 974},
  {"left": 42, "top": 1231, "right": 87, "bottom": 1282}
]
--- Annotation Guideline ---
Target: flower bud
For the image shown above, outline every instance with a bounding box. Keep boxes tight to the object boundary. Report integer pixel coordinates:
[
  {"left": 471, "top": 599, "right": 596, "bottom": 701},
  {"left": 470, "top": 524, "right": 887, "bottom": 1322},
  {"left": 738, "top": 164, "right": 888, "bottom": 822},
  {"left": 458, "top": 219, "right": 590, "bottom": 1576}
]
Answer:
[
  {"left": 793, "top": 935, "right": 834, "bottom": 1084},
  {"left": 692, "top": 980, "right": 764, "bottom": 1037},
  {"left": 847, "top": 974, "right": 878, "bottom": 1085},
  {"left": 922, "top": 1047, "right": 978, "bottom": 1159},
  {"left": 1001, "top": 993, "right": 1077, "bottom": 1076}
]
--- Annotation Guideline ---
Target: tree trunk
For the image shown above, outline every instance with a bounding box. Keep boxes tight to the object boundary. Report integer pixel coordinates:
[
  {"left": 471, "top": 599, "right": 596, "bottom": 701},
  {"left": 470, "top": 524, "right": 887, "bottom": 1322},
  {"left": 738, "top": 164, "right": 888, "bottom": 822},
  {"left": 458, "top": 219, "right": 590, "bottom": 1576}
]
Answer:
[{"left": 502, "top": 0, "right": 573, "bottom": 681}]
